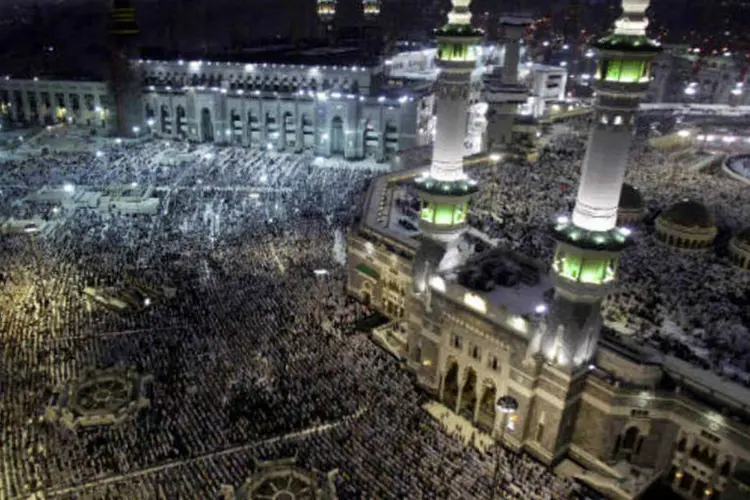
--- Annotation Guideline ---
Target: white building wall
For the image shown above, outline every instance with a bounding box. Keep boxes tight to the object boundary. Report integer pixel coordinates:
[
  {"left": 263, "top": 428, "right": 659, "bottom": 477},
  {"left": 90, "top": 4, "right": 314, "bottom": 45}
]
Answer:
[{"left": 0, "top": 58, "right": 424, "bottom": 161}]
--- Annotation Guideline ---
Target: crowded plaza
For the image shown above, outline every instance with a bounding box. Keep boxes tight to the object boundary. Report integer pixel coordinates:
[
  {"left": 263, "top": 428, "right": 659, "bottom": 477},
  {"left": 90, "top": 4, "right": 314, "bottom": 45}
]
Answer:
[
  {"left": 0, "top": 130, "right": 594, "bottom": 499},
  {"left": 468, "top": 114, "right": 750, "bottom": 385}
]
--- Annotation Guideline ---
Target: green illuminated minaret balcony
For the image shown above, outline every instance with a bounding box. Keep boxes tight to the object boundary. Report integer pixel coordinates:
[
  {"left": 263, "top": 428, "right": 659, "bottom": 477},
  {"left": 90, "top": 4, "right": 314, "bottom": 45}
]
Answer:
[
  {"left": 414, "top": 175, "right": 478, "bottom": 237},
  {"left": 434, "top": 0, "right": 483, "bottom": 64},
  {"left": 592, "top": 22, "right": 661, "bottom": 86},
  {"left": 549, "top": 218, "right": 632, "bottom": 300}
]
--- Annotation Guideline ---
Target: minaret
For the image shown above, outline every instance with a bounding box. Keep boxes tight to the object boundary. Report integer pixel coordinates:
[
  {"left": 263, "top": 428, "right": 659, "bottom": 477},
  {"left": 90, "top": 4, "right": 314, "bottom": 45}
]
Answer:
[
  {"left": 415, "top": 0, "right": 482, "bottom": 241},
  {"left": 538, "top": 0, "right": 661, "bottom": 369},
  {"left": 412, "top": 0, "right": 482, "bottom": 289},
  {"left": 107, "top": 0, "right": 144, "bottom": 137},
  {"left": 362, "top": 0, "right": 381, "bottom": 21},
  {"left": 317, "top": 0, "right": 337, "bottom": 40},
  {"left": 483, "top": 13, "right": 532, "bottom": 153}
]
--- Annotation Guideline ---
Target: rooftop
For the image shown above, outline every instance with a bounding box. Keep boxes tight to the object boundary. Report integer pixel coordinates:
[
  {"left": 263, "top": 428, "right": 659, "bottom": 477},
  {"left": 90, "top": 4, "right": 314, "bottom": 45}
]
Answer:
[
  {"left": 593, "top": 34, "right": 662, "bottom": 54},
  {"left": 436, "top": 243, "right": 553, "bottom": 322},
  {"left": 139, "top": 43, "right": 381, "bottom": 68}
]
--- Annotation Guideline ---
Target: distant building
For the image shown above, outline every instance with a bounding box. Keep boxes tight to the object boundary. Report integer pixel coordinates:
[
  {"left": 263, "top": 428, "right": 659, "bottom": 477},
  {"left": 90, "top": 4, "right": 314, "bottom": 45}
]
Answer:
[
  {"left": 647, "top": 45, "right": 750, "bottom": 105},
  {"left": 0, "top": 45, "right": 432, "bottom": 162}
]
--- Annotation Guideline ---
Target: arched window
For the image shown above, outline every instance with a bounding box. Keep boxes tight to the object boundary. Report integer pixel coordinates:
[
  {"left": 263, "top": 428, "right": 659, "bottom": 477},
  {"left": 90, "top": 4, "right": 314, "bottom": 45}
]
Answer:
[{"left": 622, "top": 427, "right": 639, "bottom": 450}]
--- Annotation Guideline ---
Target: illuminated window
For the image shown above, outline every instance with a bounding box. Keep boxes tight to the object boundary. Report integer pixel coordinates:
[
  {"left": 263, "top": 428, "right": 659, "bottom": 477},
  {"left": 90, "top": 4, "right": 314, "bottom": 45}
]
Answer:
[
  {"left": 600, "top": 114, "right": 609, "bottom": 125},
  {"left": 580, "top": 259, "right": 606, "bottom": 284},
  {"left": 559, "top": 254, "right": 581, "bottom": 281},
  {"left": 614, "top": 116, "right": 623, "bottom": 125}
]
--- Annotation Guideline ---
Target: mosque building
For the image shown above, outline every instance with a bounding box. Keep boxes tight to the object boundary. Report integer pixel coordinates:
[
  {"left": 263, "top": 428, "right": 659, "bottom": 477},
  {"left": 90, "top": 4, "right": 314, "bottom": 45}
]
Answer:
[
  {"left": 0, "top": 0, "right": 430, "bottom": 162},
  {"left": 346, "top": 0, "right": 750, "bottom": 498}
]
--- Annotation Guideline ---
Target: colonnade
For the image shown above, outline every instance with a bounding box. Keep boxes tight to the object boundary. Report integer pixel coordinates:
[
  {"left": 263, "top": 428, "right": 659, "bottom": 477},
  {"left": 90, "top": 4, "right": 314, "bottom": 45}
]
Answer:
[
  {"left": 438, "top": 358, "right": 505, "bottom": 435},
  {"left": 0, "top": 83, "right": 111, "bottom": 130},
  {"left": 145, "top": 90, "right": 402, "bottom": 160}
]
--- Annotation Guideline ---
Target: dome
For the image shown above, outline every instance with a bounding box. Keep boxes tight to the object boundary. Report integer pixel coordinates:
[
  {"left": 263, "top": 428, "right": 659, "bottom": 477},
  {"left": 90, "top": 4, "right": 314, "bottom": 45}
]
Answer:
[
  {"left": 619, "top": 183, "right": 644, "bottom": 210},
  {"left": 658, "top": 200, "right": 715, "bottom": 229}
]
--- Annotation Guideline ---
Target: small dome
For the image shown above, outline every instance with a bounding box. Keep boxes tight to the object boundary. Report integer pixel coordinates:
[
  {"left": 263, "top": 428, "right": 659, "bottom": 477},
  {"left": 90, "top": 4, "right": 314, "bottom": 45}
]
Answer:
[
  {"left": 619, "top": 183, "right": 644, "bottom": 210},
  {"left": 658, "top": 200, "right": 715, "bottom": 229}
]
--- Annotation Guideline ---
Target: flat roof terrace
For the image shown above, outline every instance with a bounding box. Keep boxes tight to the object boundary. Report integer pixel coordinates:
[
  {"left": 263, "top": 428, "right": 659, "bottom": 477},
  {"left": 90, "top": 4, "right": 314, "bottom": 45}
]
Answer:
[{"left": 139, "top": 44, "right": 381, "bottom": 68}]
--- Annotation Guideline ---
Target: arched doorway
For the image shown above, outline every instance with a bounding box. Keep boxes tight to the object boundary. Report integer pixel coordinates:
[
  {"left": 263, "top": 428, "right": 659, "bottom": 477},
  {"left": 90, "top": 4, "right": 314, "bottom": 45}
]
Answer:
[
  {"left": 384, "top": 120, "right": 398, "bottom": 156},
  {"left": 248, "top": 111, "right": 260, "bottom": 145},
  {"left": 301, "top": 114, "right": 313, "bottom": 149},
  {"left": 622, "top": 427, "right": 639, "bottom": 451},
  {"left": 175, "top": 106, "right": 186, "bottom": 137},
  {"left": 614, "top": 426, "right": 640, "bottom": 461},
  {"left": 201, "top": 108, "right": 213, "bottom": 142},
  {"left": 364, "top": 120, "right": 378, "bottom": 157},
  {"left": 283, "top": 112, "right": 295, "bottom": 150},
  {"left": 476, "top": 380, "right": 497, "bottom": 432},
  {"left": 160, "top": 105, "right": 171, "bottom": 134},
  {"left": 265, "top": 112, "right": 277, "bottom": 145},
  {"left": 330, "top": 116, "right": 344, "bottom": 155},
  {"left": 442, "top": 359, "right": 459, "bottom": 411},
  {"left": 230, "top": 109, "right": 242, "bottom": 143},
  {"left": 145, "top": 103, "right": 155, "bottom": 121},
  {"left": 458, "top": 368, "right": 477, "bottom": 421}
]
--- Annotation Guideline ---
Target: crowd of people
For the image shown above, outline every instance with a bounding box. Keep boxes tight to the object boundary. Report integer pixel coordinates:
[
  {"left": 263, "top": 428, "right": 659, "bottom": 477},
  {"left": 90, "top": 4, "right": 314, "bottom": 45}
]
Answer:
[
  {"left": 0, "top": 134, "right": 592, "bottom": 499},
  {"left": 468, "top": 116, "right": 750, "bottom": 383}
]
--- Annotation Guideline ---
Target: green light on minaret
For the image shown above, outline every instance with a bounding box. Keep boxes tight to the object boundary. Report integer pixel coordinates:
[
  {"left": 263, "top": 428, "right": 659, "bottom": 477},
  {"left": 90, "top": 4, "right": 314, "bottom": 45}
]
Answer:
[
  {"left": 597, "top": 59, "right": 651, "bottom": 83},
  {"left": 420, "top": 201, "right": 467, "bottom": 226},
  {"left": 434, "top": 0, "right": 483, "bottom": 63}
]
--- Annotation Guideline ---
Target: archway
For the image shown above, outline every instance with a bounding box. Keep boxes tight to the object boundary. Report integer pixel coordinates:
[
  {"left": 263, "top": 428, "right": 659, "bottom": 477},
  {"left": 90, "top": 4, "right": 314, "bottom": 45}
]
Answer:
[
  {"left": 248, "top": 111, "right": 260, "bottom": 145},
  {"left": 384, "top": 121, "right": 398, "bottom": 156},
  {"left": 301, "top": 114, "right": 313, "bottom": 149},
  {"left": 145, "top": 103, "right": 155, "bottom": 120},
  {"left": 618, "top": 426, "right": 640, "bottom": 460},
  {"left": 364, "top": 120, "right": 378, "bottom": 157},
  {"left": 282, "top": 112, "right": 295, "bottom": 150},
  {"left": 330, "top": 116, "right": 344, "bottom": 155},
  {"left": 476, "top": 379, "right": 497, "bottom": 432},
  {"left": 265, "top": 112, "right": 277, "bottom": 145},
  {"left": 230, "top": 109, "right": 242, "bottom": 143},
  {"left": 160, "top": 105, "right": 170, "bottom": 134},
  {"left": 83, "top": 94, "right": 95, "bottom": 126},
  {"left": 442, "top": 359, "right": 459, "bottom": 411},
  {"left": 175, "top": 106, "right": 186, "bottom": 137},
  {"left": 458, "top": 368, "right": 477, "bottom": 421},
  {"left": 200, "top": 108, "right": 213, "bottom": 142}
]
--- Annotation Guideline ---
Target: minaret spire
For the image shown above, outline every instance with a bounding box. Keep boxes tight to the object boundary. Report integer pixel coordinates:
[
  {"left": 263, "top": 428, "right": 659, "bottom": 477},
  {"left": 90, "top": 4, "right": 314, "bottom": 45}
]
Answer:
[
  {"left": 535, "top": 0, "right": 661, "bottom": 370},
  {"left": 108, "top": 0, "right": 143, "bottom": 137},
  {"left": 571, "top": 0, "right": 656, "bottom": 233},
  {"left": 413, "top": 0, "right": 483, "bottom": 242}
]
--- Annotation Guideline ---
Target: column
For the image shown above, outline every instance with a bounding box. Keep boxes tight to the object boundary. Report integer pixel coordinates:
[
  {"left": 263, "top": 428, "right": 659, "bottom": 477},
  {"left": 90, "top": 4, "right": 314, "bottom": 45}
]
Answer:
[
  {"left": 36, "top": 92, "right": 45, "bottom": 126},
  {"left": 455, "top": 379, "right": 463, "bottom": 414},
  {"left": 295, "top": 102, "right": 304, "bottom": 153},
  {"left": 472, "top": 385, "right": 482, "bottom": 423},
  {"left": 241, "top": 99, "right": 250, "bottom": 147},
  {"left": 21, "top": 92, "right": 31, "bottom": 125},
  {"left": 259, "top": 98, "right": 267, "bottom": 146}
]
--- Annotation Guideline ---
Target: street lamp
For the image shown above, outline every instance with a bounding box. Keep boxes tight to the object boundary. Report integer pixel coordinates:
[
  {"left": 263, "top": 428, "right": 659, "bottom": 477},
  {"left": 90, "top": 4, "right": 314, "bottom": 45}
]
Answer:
[{"left": 491, "top": 394, "right": 519, "bottom": 500}]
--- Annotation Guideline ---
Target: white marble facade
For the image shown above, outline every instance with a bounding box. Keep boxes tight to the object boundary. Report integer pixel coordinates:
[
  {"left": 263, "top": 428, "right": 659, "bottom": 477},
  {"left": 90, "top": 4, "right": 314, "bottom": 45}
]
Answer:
[{"left": 0, "top": 58, "right": 430, "bottom": 161}]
